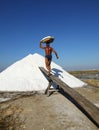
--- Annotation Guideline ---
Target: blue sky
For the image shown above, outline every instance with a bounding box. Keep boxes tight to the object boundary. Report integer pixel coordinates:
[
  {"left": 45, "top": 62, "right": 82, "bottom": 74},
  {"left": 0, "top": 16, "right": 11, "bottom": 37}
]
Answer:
[{"left": 0, "top": 0, "right": 99, "bottom": 71}]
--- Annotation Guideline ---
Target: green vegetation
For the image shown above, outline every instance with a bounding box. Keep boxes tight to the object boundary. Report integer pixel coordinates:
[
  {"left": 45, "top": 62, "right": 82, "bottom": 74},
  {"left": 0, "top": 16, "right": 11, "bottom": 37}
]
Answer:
[
  {"left": 83, "top": 79, "right": 99, "bottom": 87},
  {"left": 69, "top": 70, "right": 99, "bottom": 75},
  {"left": 69, "top": 70, "right": 99, "bottom": 87}
]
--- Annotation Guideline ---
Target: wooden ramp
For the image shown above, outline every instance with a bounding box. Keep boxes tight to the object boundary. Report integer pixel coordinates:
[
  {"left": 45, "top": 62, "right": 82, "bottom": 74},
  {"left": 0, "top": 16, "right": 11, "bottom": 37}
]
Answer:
[{"left": 39, "top": 67, "right": 99, "bottom": 127}]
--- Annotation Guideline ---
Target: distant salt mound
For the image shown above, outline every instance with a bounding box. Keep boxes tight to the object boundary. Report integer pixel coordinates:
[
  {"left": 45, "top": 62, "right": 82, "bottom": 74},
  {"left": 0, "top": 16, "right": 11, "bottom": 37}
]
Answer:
[{"left": 0, "top": 53, "right": 86, "bottom": 92}]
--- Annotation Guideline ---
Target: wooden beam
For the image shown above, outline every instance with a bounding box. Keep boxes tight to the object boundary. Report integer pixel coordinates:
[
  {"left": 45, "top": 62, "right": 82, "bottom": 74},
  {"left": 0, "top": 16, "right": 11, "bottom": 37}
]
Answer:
[{"left": 39, "top": 67, "right": 99, "bottom": 127}]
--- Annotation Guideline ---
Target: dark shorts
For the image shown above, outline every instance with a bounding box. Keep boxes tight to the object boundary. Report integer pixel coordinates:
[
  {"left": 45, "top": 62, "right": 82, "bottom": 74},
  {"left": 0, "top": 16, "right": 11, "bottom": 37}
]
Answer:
[{"left": 45, "top": 55, "right": 52, "bottom": 61}]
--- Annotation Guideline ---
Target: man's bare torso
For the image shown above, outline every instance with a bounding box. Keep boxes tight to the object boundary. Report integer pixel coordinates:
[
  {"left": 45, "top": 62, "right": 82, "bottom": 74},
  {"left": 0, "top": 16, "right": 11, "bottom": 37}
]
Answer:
[{"left": 45, "top": 47, "right": 53, "bottom": 55}]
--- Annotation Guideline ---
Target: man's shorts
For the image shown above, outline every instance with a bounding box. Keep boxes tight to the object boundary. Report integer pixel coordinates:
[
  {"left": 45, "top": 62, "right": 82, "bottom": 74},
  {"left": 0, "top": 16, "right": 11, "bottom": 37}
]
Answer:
[{"left": 45, "top": 55, "right": 52, "bottom": 61}]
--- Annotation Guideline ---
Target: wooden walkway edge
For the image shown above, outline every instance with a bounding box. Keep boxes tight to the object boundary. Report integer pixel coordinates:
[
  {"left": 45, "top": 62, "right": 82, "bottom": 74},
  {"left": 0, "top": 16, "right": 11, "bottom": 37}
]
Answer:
[{"left": 39, "top": 67, "right": 99, "bottom": 127}]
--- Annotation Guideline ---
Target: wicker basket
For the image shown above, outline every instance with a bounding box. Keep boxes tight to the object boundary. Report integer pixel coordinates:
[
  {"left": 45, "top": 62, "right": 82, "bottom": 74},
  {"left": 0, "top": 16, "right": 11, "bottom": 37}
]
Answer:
[{"left": 40, "top": 36, "right": 54, "bottom": 43}]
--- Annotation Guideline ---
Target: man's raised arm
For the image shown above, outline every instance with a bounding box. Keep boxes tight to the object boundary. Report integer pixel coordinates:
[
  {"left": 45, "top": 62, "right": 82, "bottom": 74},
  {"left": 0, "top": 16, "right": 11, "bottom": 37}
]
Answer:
[{"left": 40, "top": 42, "right": 45, "bottom": 49}]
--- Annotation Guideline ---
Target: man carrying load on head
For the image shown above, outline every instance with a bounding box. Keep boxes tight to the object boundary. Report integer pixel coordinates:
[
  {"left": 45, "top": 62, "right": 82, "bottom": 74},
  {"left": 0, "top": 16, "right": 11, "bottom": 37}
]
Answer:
[{"left": 40, "top": 36, "right": 59, "bottom": 75}]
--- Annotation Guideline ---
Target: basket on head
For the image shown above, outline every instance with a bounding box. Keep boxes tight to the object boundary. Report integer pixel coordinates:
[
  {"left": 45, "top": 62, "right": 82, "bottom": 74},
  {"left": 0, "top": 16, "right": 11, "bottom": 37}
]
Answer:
[{"left": 40, "top": 36, "right": 54, "bottom": 43}]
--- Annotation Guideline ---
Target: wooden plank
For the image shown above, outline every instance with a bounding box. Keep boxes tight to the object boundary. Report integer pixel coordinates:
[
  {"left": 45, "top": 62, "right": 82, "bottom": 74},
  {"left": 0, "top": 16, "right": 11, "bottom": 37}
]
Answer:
[{"left": 39, "top": 67, "right": 99, "bottom": 127}]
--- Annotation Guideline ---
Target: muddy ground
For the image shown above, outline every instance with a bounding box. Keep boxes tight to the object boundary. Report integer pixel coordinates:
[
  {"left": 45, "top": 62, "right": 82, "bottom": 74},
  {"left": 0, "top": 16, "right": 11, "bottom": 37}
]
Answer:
[{"left": 0, "top": 85, "right": 99, "bottom": 130}]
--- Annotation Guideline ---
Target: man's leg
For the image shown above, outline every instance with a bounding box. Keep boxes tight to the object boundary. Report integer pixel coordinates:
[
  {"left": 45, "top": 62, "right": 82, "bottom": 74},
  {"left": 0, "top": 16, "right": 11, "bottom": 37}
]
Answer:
[
  {"left": 45, "top": 58, "right": 51, "bottom": 75},
  {"left": 48, "top": 60, "right": 51, "bottom": 75}
]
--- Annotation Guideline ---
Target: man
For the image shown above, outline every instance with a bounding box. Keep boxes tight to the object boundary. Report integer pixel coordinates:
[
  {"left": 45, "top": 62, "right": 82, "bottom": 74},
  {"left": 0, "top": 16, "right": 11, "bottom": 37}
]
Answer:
[{"left": 40, "top": 41, "right": 59, "bottom": 75}]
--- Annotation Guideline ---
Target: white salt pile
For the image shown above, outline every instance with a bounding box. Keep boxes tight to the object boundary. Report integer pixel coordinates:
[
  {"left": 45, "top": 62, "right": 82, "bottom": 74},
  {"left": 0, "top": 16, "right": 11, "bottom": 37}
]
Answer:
[{"left": 0, "top": 53, "right": 86, "bottom": 92}]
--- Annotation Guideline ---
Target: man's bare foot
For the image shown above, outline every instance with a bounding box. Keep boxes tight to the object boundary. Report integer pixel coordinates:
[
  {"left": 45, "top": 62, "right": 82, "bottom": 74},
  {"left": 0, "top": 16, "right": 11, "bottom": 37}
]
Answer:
[{"left": 48, "top": 73, "right": 52, "bottom": 76}]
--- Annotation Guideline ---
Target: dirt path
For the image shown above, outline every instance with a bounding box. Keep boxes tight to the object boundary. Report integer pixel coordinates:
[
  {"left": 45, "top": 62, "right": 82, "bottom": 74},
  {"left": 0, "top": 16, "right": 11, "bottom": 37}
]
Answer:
[{"left": 3, "top": 91, "right": 97, "bottom": 130}]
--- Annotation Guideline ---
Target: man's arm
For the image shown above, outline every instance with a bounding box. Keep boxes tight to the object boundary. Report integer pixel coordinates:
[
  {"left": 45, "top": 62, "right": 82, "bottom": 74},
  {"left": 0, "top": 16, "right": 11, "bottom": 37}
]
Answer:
[
  {"left": 40, "top": 42, "right": 45, "bottom": 49},
  {"left": 52, "top": 49, "right": 59, "bottom": 59}
]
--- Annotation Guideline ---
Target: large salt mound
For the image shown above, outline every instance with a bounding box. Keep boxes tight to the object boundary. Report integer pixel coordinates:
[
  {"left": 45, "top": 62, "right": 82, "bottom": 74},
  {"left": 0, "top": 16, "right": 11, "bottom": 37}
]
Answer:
[{"left": 0, "top": 53, "right": 86, "bottom": 92}]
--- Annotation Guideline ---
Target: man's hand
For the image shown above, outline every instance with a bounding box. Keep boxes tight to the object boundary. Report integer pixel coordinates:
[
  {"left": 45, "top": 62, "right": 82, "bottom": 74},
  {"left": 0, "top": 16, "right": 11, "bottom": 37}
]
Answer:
[
  {"left": 56, "top": 55, "right": 59, "bottom": 59},
  {"left": 40, "top": 41, "right": 45, "bottom": 49},
  {"left": 56, "top": 54, "right": 59, "bottom": 59}
]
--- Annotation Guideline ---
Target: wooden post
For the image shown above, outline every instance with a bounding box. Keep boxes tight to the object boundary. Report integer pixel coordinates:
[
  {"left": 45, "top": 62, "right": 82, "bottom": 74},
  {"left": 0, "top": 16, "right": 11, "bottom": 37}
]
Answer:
[{"left": 45, "top": 80, "right": 53, "bottom": 96}]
